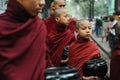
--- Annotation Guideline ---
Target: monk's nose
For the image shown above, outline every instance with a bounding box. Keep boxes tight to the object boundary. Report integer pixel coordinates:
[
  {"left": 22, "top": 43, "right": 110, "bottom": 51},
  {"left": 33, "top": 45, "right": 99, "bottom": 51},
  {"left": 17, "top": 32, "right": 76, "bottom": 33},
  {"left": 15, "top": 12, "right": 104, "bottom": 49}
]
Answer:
[{"left": 39, "top": 0, "right": 45, "bottom": 7}]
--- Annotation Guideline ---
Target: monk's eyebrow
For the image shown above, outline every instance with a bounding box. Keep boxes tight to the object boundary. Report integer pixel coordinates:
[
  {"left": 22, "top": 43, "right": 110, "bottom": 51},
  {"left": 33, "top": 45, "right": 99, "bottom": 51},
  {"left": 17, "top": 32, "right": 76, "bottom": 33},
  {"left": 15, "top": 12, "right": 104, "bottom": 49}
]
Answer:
[
  {"left": 59, "top": 4, "right": 66, "bottom": 7},
  {"left": 88, "top": 26, "right": 91, "bottom": 28}
]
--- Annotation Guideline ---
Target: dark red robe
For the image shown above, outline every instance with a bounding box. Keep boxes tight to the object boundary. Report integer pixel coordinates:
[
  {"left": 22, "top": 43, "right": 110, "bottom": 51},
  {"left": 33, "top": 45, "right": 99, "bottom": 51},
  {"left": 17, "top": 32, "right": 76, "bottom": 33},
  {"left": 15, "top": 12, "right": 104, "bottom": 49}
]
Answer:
[
  {"left": 0, "top": 0, "right": 47, "bottom": 80},
  {"left": 67, "top": 18, "right": 76, "bottom": 33},
  {"left": 44, "top": 16, "right": 76, "bottom": 34},
  {"left": 44, "top": 16, "right": 56, "bottom": 34},
  {"left": 68, "top": 36, "right": 100, "bottom": 77},
  {"left": 47, "top": 23, "right": 75, "bottom": 66},
  {"left": 110, "top": 40, "right": 120, "bottom": 80}
]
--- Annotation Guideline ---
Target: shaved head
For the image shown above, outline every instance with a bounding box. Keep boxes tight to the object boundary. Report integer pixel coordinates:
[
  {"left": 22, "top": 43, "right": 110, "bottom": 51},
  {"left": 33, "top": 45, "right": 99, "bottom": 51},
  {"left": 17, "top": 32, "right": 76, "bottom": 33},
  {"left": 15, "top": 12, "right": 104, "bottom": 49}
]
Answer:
[
  {"left": 54, "top": 0, "right": 65, "bottom": 4},
  {"left": 76, "top": 19, "right": 90, "bottom": 29},
  {"left": 53, "top": 0, "right": 66, "bottom": 9},
  {"left": 54, "top": 8, "right": 67, "bottom": 18},
  {"left": 54, "top": 8, "right": 69, "bottom": 26}
]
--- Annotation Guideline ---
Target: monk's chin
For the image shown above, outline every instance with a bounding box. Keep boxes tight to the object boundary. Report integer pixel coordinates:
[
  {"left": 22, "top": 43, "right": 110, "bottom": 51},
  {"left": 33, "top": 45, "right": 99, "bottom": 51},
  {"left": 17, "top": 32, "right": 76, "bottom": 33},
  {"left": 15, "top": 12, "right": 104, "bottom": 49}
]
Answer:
[
  {"left": 83, "top": 37, "right": 90, "bottom": 40},
  {"left": 29, "top": 12, "right": 40, "bottom": 17}
]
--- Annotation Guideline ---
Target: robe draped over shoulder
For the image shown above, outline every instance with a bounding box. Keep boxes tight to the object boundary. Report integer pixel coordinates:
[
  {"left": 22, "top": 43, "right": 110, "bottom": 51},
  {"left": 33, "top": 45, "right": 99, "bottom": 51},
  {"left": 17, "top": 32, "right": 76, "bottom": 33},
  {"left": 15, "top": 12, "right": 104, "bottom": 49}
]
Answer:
[
  {"left": 47, "top": 23, "right": 75, "bottom": 66},
  {"left": 0, "top": 0, "right": 47, "bottom": 80},
  {"left": 68, "top": 36, "right": 100, "bottom": 76}
]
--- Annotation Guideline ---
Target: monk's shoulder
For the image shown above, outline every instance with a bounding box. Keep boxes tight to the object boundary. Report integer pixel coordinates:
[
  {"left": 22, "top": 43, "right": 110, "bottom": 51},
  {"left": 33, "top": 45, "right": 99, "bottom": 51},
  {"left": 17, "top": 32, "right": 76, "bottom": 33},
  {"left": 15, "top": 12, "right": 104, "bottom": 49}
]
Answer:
[{"left": 44, "top": 16, "right": 55, "bottom": 24}]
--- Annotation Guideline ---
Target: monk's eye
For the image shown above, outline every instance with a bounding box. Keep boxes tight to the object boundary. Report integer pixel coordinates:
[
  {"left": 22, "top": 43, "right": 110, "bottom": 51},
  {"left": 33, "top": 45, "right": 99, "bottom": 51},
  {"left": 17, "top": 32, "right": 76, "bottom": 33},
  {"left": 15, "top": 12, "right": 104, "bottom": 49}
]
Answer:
[
  {"left": 60, "top": 5, "right": 66, "bottom": 7},
  {"left": 81, "top": 27, "right": 86, "bottom": 30},
  {"left": 65, "top": 15, "right": 68, "bottom": 17},
  {"left": 88, "top": 27, "right": 92, "bottom": 29}
]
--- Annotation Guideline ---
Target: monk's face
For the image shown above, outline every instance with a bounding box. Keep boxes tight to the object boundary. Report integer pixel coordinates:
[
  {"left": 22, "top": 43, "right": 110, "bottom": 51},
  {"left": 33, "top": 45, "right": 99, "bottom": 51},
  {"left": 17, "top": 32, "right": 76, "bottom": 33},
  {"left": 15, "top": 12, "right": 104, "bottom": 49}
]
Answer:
[
  {"left": 77, "top": 21, "right": 92, "bottom": 39},
  {"left": 54, "top": 0, "right": 66, "bottom": 9},
  {"left": 55, "top": 11, "right": 69, "bottom": 26},
  {"left": 17, "top": 0, "right": 45, "bottom": 17},
  {"left": 50, "top": 3, "right": 55, "bottom": 16}
]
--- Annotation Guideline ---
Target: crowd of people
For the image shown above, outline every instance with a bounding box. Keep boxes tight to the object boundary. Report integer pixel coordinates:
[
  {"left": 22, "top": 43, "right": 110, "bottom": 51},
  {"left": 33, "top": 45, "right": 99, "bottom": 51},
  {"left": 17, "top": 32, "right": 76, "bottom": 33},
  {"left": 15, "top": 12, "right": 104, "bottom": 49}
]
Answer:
[
  {"left": 90, "top": 13, "right": 120, "bottom": 53},
  {"left": 0, "top": 0, "right": 120, "bottom": 80},
  {"left": 90, "top": 11, "right": 120, "bottom": 80}
]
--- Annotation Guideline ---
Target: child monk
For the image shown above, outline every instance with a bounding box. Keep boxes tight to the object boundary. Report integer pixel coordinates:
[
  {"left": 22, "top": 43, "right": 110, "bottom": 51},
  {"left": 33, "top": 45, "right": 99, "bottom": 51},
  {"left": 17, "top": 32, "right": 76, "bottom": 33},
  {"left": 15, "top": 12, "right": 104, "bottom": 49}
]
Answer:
[
  {"left": 44, "top": 0, "right": 76, "bottom": 34},
  {"left": 68, "top": 19, "right": 101, "bottom": 77},
  {"left": 47, "top": 8, "right": 75, "bottom": 66},
  {"left": 44, "top": 0, "right": 66, "bottom": 34}
]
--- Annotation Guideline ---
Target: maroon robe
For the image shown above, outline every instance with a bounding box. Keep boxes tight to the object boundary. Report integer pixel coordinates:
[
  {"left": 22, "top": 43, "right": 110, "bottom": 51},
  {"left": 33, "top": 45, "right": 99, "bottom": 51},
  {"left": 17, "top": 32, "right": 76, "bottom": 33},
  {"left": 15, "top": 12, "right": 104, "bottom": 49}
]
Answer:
[
  {"left": 67, "top": 18, "right": 76, "bottom": 33},
  {"left": 44, "top": 16, "right": 56, "bottom": 34},
  {"left": 44, "top": 16, "right": 76, "bottom": 34},
  {"left": 0, "top": 0, "right": 47, "bottom": 80},
  {"left": 110, "top": 40, "right": 120, "bottom": 80},
  {"left": 68, "top": 36, "right": 100, "bottom": 77},
  {"left": 47, "top": 23, "right": 75, "bottom": 66}
]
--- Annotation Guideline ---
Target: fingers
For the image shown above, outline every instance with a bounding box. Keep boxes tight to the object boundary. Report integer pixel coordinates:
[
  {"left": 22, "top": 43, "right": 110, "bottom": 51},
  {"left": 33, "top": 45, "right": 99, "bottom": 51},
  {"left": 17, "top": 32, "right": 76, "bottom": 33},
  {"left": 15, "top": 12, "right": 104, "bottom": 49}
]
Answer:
[{"left": 82, "top": 76, "right": 99, "bottom": 80}]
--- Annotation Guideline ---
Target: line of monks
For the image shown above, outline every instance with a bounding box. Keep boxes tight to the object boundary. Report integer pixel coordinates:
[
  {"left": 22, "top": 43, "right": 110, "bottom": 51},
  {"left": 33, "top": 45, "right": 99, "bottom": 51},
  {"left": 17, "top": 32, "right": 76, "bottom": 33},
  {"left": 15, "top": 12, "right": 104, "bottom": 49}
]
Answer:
[
  {"left": 0, "top": 0, "right": 120, "bottom": 80},
  {"left": 44, "top": 0, "right": 101, "bottom": 80}
]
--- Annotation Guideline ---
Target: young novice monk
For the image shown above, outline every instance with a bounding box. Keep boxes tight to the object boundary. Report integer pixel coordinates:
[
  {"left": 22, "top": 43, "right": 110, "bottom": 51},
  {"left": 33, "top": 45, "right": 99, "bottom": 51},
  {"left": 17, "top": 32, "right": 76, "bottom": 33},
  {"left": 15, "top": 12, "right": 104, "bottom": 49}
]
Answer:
[
  {"left": 44, "top": 0, "right": 66, "bottom": 34},
  {"left": 68, "top": 19, "right": 101, "bottom": 77},
  {"left": 44, "top": 0, "right": 76, "bottom": 34},
  {"left": 47, "top": 8, "right": 75, "bottom": 66}
]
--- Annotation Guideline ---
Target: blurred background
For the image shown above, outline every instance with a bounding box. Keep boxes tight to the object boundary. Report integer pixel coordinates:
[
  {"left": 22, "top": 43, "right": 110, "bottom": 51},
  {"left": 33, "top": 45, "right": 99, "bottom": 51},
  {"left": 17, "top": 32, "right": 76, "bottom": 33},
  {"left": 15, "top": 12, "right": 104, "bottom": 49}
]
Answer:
[{"left": 0, "top": 0, "right": 120, "bottom": 20}]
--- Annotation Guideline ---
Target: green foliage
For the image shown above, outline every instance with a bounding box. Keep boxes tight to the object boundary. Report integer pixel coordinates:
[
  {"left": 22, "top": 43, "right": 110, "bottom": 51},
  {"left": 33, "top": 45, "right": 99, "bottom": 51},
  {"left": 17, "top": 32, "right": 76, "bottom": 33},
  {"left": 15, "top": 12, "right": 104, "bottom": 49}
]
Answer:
[
  {"left": 79, "top": 1, "right": 90, "bottom": 17},
  {"left": 74, "top": 0, "right": 79, "bottom": 3},
  {"left": 94, "top": 0, "right": 107, "bottom": 16},
  {"left": 74, "top": 0, "right": 87, "bottom": 3},
  {"left": 5, "top": 0, "right": 8, "bottom": 4},
  {"left": 67, "top": 0, "right": 108, "bottom": 19},
  {"left": 78, "top": 0, "right": 107, "bottom": 17}
]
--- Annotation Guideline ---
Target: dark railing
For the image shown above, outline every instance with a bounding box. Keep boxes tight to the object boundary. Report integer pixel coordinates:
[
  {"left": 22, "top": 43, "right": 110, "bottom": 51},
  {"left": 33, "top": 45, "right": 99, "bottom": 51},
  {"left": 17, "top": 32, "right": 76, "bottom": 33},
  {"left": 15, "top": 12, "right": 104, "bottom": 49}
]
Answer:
[{"left": 89, "top": 0, "right": 94, "bottom": 20}]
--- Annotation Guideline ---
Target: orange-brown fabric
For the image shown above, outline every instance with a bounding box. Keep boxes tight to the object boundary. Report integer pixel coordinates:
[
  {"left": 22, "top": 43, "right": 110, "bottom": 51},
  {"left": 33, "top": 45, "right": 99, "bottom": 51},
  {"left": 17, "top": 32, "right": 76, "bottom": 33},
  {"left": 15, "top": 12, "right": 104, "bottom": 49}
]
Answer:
[{"left": 68, "top": 36, "right": 100, "bottom": 77}]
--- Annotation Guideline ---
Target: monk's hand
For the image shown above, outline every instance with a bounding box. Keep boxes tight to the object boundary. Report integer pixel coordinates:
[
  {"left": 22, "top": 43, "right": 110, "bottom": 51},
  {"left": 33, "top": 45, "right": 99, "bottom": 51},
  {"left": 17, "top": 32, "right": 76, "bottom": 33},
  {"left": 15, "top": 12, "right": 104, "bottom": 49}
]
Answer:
[
  {"left": 61, "top": 58, "right": 68, "bottom": 63},
  {"left": 82, "top": 76, "right": 99, "bottom": 80}
]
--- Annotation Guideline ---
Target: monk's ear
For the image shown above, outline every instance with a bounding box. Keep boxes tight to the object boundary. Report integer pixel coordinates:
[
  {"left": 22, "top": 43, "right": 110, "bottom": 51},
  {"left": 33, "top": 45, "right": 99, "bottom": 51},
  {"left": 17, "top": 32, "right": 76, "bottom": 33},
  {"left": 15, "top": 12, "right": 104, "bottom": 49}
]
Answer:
[{"left": 55, "top": 17, "right": 60, "bottom": 22}]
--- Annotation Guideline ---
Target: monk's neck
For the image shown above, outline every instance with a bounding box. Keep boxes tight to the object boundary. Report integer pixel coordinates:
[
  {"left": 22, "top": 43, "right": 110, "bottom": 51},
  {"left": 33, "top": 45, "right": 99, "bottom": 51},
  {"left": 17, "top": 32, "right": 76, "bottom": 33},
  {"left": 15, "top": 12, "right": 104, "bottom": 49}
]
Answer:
[
  {"left": 56, "top": 23, "right": 67, "bottom": 33},
  {"left": 6, "top": 0, "right": 32, "bottom": 22}
]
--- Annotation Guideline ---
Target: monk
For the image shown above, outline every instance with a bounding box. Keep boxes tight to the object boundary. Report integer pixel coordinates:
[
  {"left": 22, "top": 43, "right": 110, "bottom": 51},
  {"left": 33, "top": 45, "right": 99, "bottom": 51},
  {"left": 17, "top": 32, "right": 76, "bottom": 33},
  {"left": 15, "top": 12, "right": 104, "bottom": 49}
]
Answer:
[
  {"left": 110, "top": 22, "right": 120, "bottom": 80},
  {"left": 53, "top": 0, "right": 66, "bottom": 9},
  {"left": 68, "top": 19, "right": 100, "bottom": 77},
  {"left": 50, "top": 2, "right": 55, "bottom": 16},
  {"left": 44, "top": 0, "right": 66, "bottom": 33},
  {"left": 47, "top": 8, "right": 75, "bottom": 66},
  {"left": 44, "top": 0, "right": 76, "bottom": 34},
  {"left": 0, "top": 0, "right": 47, "bottom": 80}
]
